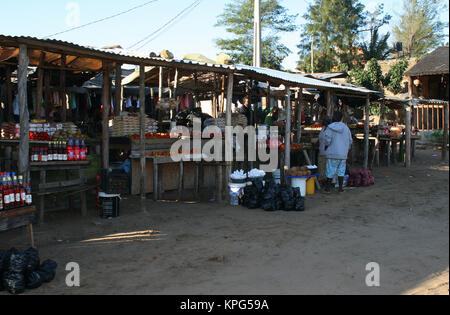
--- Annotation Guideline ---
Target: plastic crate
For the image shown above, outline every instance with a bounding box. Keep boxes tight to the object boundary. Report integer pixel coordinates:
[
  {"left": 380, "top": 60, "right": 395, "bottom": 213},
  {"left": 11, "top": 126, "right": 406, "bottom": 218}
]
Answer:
[
  {"left": 101, "top": 169, "right": 130, "bottom": 195},
  {"left": 100, "top": 195, "right": 120, "bottom": 218}
]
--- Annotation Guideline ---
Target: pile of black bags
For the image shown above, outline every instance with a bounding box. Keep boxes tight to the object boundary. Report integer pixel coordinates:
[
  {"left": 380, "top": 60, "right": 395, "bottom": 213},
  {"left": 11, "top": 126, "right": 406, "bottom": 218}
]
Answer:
[
  {"left": 242, "top": 178, "right": 305, "bottom": 212},
  {"left": 0, "top": 248, "right": 57, "bottom": 295}
]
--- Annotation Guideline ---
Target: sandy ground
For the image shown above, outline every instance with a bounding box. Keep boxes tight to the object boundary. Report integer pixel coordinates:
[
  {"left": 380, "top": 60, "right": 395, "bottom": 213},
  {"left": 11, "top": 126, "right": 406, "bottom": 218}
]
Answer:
[{"left": 0, "top": 148, "right": 448, "bottom": 295}]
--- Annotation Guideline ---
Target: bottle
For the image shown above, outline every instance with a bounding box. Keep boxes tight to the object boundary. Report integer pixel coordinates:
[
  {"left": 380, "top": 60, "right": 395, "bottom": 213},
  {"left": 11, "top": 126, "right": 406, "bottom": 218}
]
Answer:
[
  {"left": 80, "top": 139, "right": 87, "bottom": 160},
  {"left": 67, "top": 138, "right": 74, "bottom": 161},
  {"left": 53, "top": 141, "right": 59, "bottom": 161},
  {"left": 7, "top": 173, "right": 14, "bottom": 209},
  {"left": 74, "top": 137, "right": 80, "bottom": 160},
  {"left": 48, "top": 142, "right": 53, "bottom": 162},
  {"left": 2, "top": 185, "right": 9, "bottom": 210},
  {"left": 0, "top": 186, "right": 3, "bottom": 211},
  {"left": 25, "top": 184, "right": 32, "bottom": 206},
  {"left": 19, "top": 176, "right": 25, "bottom": 207},
  {"left": 64, "top": 142, "right": 68, "bottom": 161}
]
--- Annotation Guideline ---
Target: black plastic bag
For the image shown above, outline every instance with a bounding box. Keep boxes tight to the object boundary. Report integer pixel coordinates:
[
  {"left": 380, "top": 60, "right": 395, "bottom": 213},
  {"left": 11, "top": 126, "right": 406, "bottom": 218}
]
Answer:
[
  {"left": 25, "top": 271, "right": 43, "bottom": 290},
  {"left": 8, "top": 251, "right": 27, "bottom": 274},
  {"left": 3, "top": 272, "right": 25, "bottom": 295},
  {"left": 37, "top": 259, "right": 57, "bottom": 283},
  {"left": 24, "top": 248, "right": 40, "bottom": 274}
]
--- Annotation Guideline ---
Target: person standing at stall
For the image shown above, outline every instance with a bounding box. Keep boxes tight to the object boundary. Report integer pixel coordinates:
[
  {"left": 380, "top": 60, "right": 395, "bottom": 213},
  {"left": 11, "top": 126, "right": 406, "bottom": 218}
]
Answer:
[
  {"left": 318, "top": 115, "right": 332, "bottom": 185},
  {"left": 237, "top": 96, "right": 252, "bottom": 125},
  {"left": 323, "top": 111, "right": 352, "bottom": 193}
]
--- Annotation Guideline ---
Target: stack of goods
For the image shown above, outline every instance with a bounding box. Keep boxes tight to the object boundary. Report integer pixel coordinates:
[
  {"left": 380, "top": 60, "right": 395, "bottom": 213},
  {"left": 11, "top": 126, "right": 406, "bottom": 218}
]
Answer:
[
  {"left": 241, "top": 178, "right": 305, "bottom": 212},
  {"left": 110, "top": 115, "right": 158, "bottom": 137},
  {"left": 0, "top": 248, "right": 57, "bottom": 295},
  {"left": 348, "top": 169, "right": 375, "bottom": 187},
  {"left": 0, "top": 172, "right": 32, "bottom": 212},
  {"left": 0, "top": 123, "right": 19, "bottom": 139},
  {"left": 61, "top": 122, "right": 80, "bottom": 135},
  {"left": 287, "top": 166, "right": 313, "bottom": 177},
  {"left": 248, "top": 168, "right": 266, "bottom": 179},
  {"left": 230, "top": 170, "right": 247, "bottom": 183}
]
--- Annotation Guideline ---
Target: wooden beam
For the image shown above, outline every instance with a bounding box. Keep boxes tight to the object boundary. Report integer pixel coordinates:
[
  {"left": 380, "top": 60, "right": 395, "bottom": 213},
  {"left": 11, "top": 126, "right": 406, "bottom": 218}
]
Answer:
[
  {"left": 18, "top": 44, "right": 30, "bottom": 182},
  {"left": 225, "top": 74, "right": 234, "bottom": 202},
  {"left": 285, "top": 87, "right": 292, "bottom": 171},
  {"left": 405, "top": 105, "right": 411, "bottom": 168},
  {"left": 114, "top": 63, "right": 122, "bottom": 117},
  {"left": 44, "top": 70, "right": 51, "bottom": 118},
  {"left": 443, "top": 104, "right": 449, "bottom": 161},
  {"left": 327, "top": 90, "right": 334, "bottom": 117},
  {"left": 60, "top": 54, "right": 67, "bottom": 122},
  {"left": 296, "top": 89, "right": 303, "bottom": 144},
  {"left": 101, "top": 62, "right": 111, "bottom": 169},
  {"left": 36, "top": 52, "right": 45, "bottom": 119},
  {"left": 363, "top": 96, "right": 370, "bottom": 170},
  {"left": 139, "top": 64, "right": 146, "bottom": 201}
]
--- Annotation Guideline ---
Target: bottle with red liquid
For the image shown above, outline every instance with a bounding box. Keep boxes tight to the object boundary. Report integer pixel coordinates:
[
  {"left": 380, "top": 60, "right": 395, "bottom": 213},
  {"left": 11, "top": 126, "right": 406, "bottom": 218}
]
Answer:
[
  {"left": 67, "top": 138, "right": 73, "bottom": 161},
  {"left": 80, "top": 139, "right": 87, "bottom": 160},
  {"left": 74, "top": 137, "right": 80, "bottom": 160},
  {"left": 25, "top": 184, "right": 32, "bottom": 206}
]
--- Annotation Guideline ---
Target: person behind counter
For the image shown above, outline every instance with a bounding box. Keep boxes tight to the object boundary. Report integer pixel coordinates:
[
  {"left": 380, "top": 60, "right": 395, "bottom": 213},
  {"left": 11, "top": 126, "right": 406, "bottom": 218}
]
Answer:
[
  {"left": 318, "top": 115, "right": 332, "bottom": 185},
  {"left": 236, "top": 96, "right": 251, "bottom": 125},
  {"left": 323, "top": 111, "right": 352, "bottom": 193}
]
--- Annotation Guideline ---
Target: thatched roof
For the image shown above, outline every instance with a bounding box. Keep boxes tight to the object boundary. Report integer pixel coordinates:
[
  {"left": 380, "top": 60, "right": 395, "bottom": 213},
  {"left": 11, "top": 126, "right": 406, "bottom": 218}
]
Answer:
[{"left": 405, "top": 47, "right": 449, "bottom": 76}]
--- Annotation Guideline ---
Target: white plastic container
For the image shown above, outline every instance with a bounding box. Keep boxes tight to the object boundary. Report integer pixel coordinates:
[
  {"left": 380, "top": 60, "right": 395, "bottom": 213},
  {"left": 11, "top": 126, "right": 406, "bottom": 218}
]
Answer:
[
  {"left": 228, "top": 182, "right": 246, "bottom": 206},
  {"left": 272, "top": 169, "right": 281, "bottom": 185},
  {"left": 290, "top": 177, "right": 308, "bottom": 197}
]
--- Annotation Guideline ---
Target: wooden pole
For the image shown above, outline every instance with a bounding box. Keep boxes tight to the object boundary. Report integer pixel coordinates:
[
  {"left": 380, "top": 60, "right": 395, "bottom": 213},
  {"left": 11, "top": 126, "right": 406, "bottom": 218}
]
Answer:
[
  {"left": 173, "top": 68, "right": 179, "bottom": 99},
  {"left": 158, "top": 67, "right": 163, "bottom": 100},
  {"left": 114, "top": 63, "right": 122, "bottom": 117},
  {"left": 405, "top": 105, "right": 412, "bottom": 168},
  {"left": 443, "top": 103, "right": 449, "bottom": 161},
  {"left": 296, "top": 89, "right": 303, "bottom": 144},
  {"left": 36, "top": 52, "right": 45, "bottom": 119},
  {"left": 220, "top": 75, "right": 225, "bottom": 113},
  {"left": 225, "top": 74, "right": 234, "bottom": 200},
  {"left": 5, "top": 66, "right": 13, "bottom": 122},
  {"left": 285, "top": 87, "right": 292, "bottom": 171},
  {"left": 44, "top": 70, "right": 51, "bottom": 119},
  {"left": 363, "top": 95, "right": 370, "bottom": 170},
  {"left": 101, "top": 62, "right": 111, "bottom": 170},
  {"left": 18, "top": 44, "right": 30, "bottom": 182},
  {"left": 327, "top": 90, "right": 334, "bottom": 117},
  {"left": 139, "top": 64, "right": 146, "bottom": 200},
  {"left": 60, "top": 54, "right": 67, "bottom": 122}
]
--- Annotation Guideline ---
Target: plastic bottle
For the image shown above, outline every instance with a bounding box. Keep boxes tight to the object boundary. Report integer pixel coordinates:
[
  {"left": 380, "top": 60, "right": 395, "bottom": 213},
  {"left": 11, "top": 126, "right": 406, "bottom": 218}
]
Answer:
[
  {"left": 0, "top": 186, "right": 4, "bottom": 211},
  {"left": 80, "top": 139, "right": 87, "bottom": 160},
  {"left": 74, "top": 137, "right": 80, "bottom": 160},
  {"left": 67, "top": 138, "right": 74, "bottom": 161},
  {"left": 25, "top": 184, "right": 32, "bottom": 206}
]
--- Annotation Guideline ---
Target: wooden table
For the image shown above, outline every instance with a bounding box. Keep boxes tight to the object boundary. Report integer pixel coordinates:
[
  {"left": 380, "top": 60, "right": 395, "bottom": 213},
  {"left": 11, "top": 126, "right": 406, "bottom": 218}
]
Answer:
[
  {"left": 0, "top": 206, "right": 37, "bottom": 248},
  {"left": 30, "top": 160, "right": 91, "bottom": 223}
]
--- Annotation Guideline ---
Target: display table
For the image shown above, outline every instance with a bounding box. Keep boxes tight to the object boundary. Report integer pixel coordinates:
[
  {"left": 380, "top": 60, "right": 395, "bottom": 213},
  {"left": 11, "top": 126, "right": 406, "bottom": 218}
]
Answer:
[
  {"left": 0, "top": 206, "right": 37, "bottom": 248},
  {"left": 30, "top": 160, "right": 91, "bottom": 223}
]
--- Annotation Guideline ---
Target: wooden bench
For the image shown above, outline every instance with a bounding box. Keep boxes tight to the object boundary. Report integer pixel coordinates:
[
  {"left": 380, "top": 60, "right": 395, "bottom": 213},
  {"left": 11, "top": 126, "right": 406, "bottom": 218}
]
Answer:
[
  {"left": 30, "top": 161, "right": 91, "bottom": 223},
  {"left": 0, "top": 206, "right": 37, "bottom": 248}
]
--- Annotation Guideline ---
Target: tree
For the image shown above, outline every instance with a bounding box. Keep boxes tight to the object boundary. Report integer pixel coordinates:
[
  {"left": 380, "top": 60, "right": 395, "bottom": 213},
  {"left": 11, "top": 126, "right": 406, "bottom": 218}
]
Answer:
[
  {"left": 215, "top": 0, "right": 297, "bottom": 70},
  {"left": 297, "top": 0, "right": 365, "bottom": 72},
  {"left": 360, "top": 4, "right": 392, "bottom": 61},
  {"left": 384, "top": 59, "right": 409, "bottom": 94},
  {"left": 351, "top": 58, "right": 383, "bottom": 91},
  {"left": 393, "top": 0, "right": 448, "bottom": 58}
]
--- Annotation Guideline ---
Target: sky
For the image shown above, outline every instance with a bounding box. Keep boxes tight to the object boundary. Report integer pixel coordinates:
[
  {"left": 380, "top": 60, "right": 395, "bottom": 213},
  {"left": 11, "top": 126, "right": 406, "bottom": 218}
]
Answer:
[{"left": 1, "top": 0, "right": 449, "bottom": 71}]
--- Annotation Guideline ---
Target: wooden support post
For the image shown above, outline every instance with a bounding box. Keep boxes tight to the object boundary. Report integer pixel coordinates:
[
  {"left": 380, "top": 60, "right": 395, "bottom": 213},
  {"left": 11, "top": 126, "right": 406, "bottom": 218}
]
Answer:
[
  {"left": 363, "top": 95, "right": 370, "bottom": 170},
  {"left": 5, "top": 66, "right": 13, "bottom": 122},
  {"left": 296, "top": 89, "right": 303, "bottom": 144},
  {"left": 36, "top": 52, "right": 45, "bottom": 119},
  {"left": 327, "top": 90, "right": 334, "bottom": 117},
  {"left": 225, "top": 74, "right": 234, "bottom": 200},
  {"left": 178, "top": 161, "right": 184, "bottom": 202},
  {"left": 18, "top": 45, "right": 30, "bottom": 183},
  {"left": 173, "top": 68, "right": 179, "bottom": 99},
  {"left": 44, "top": 70, "right": 51, "bottom": 119},
  {"left": 220, "top": 75, "right": 225, "bottom": 113},
  {"left": 114, "top": 63, "right": 122, "bottom": 117},
  {"left": 101, "top": 62, "right": 111, "bottom": 170},
  {"left": 443, "top": 103, "right": 449, "bottom": 161},
  {"left": 158, "top": 67, "right": 163, "bottom": 100},
  {"left": 60, "top": 54, "right": 67, "bottom": 122},
  {"left": 285, "top": 87, "right": 292, "bottom": 171},
  {"left": 139, "top": 64, "right": 146, "bottom": 201},
  {"left": 216, "top": 163, "right": 223, "bottom": 203},
  {"left": 405, "top": 105, "right": 412, "bottom": 168}
]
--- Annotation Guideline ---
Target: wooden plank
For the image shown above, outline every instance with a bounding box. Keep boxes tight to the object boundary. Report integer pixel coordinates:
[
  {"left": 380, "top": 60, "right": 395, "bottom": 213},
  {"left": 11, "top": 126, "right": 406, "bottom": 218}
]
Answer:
[
  {"left": 285, "top": 87, "right": 292, "bottom": 171},
  {"left": 114, "top": 63, "right": 122, "bottom": 117},
  {"left": 6, "top": 66, "right": 13, "bottom": 122},
  {"left": 443, "top": 104, "right": 448, "bottom": 161},
  {"left": 36, "top": 52, "right": 45, "bottom": 119},
  {"left": 139, "top": 64, "right": 146, "bottom": 201},
  {"left": 102, "top": 61, "right": 111, "bottom": 169},
  {"left": 406, "top": 105, "right": 411, "bottom": 168},
  {"left": 363, "top": 96, "right": 370, "bottom": 170},
  {"left": 38, "top": 178, "right": 84, "bottom": 190},
  {"left": 18, "top": 44, "right": 30, "bottom": 182},
  {"left": 60, "top": 54, "right": 67, "bottom": 122},
  {"left": 178, "top": 161, "right": 184, "bottom": 201}
]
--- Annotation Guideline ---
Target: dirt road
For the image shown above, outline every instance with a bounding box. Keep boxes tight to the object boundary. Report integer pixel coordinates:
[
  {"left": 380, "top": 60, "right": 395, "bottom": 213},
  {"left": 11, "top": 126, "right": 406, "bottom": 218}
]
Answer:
[{"left": 1, "top": 149, "right": 448, "bottom": 295}]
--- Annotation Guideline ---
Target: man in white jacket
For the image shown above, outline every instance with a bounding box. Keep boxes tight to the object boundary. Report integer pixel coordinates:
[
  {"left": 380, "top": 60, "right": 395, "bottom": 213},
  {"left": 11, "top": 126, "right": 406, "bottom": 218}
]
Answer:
[{"left": 323, "top": 111, "right": 352, "bottom": 193}]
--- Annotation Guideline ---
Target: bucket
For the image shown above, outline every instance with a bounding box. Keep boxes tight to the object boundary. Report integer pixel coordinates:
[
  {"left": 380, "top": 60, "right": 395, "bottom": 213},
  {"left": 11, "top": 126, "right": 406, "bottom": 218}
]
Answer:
[
  {"left": 272, "top": 169, "right": 281, "bottom": 185},
  {"left": 228, "top": 182, "right": 246, "bottom": 206},
  {"left": 306, "top": 177, "right": 315, "bottom": 195},
  {"left": 290, "top": 177, "right": 307, "bottom": 197}
]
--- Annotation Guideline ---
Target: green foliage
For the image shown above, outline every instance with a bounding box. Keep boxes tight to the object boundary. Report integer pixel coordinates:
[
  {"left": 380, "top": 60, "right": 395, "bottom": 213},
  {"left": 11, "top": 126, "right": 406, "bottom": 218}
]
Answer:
[
  {"left": 384, "top": 59, "right": 409, "bottom": 94},
  {"left": 393, "top": 0, "right": 448, "bottom": 58},
  {"left": 215, "top": 0, "right": 298, "bottom": 70},
  {"left": 297, "top": 0, "right": 365, "bottom": 72},
  {"left": 351, "top": 58, "right": 383, "bottom": 91}
]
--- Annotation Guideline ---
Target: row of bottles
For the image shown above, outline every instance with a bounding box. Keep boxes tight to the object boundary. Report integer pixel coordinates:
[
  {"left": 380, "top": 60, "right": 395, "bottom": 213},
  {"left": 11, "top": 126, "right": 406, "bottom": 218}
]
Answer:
[
  {"left": 30, "top": 138, "right": 87, "bottom": 162},
  {"left": 0, "top": 172, "right": 32, "bottom": 211}
]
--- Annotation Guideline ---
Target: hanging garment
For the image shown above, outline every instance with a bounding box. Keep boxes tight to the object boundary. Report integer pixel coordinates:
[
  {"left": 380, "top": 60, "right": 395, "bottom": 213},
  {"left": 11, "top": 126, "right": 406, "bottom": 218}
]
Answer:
[
  {"left": 70, "top": 93, "right": 77, "bottom": 110},
  {"left": 125, "top": 96, "right": 132, "bottom": 108},
  {"left": 13, "top": 93, "right": 19, "bottom": 116}
]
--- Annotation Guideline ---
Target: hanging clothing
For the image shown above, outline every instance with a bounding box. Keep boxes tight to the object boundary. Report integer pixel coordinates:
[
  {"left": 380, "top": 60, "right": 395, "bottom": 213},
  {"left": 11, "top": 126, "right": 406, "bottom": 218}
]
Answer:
[{"left": 13, "top": 94, "right": 19, "bottom": 116}]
